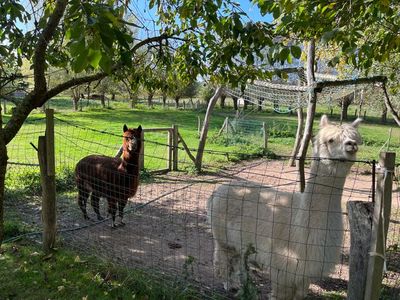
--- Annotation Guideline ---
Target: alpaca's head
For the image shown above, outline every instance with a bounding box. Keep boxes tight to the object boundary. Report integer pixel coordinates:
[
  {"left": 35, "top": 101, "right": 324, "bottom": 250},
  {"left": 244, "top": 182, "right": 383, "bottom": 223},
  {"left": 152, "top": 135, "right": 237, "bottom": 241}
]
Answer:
[
  {"left": 123, "top": 124, "right": 142, "bottom": 153},
  {"left": 313, "top": 115, "right": 362, "bottom": 161}
]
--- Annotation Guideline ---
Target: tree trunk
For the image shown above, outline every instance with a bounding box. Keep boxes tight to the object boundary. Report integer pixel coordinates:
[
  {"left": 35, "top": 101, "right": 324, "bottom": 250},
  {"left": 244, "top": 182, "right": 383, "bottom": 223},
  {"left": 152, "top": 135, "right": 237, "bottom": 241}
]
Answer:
[
  {"left": 174, "top": 96, "right": 180, "bottom": 108},
  {"left": 232, "top": 96, "right": 238, "bottom": 111},
  {"left": 220, "top": 94, "right": 226, "bottom": 108},
  {"left": 340, "top": 101, "right": 349, "bottom": 121},
  {"left": 195, "top": 87, "right": 223, "bottom": 171},
  {"left": 111, "top": 93, "right": 115, "bottom": 101},
  {"left": 100, "top": 92, "right": 106, "bottom": 108},
  {"left": 147, "top": 92, "right": 153, "bottom": 108},
  {"left": 72, "top": 97, "right": 79, "bottom": 111},
  {"left": 86, "top": 83, "right": 91, "bottom": 100},
  {"left": 340, "top": 94, "right": 353, "bottom": 122},
  {"left": 0, "top": 107, "right": 7, "bottom": 245},
  {"left": 162, "top": 94, "right": 167, "bottom": 108},
  {"left": 288, "top": 107, "right": 304, "bottom": 167},
  {"left": 381, "top": 105, "right": 387, "bottom": 124},
  {"left": 3, "top": 99, "right": 6, "bottom": 115},
  {"left": 258, "top": 97, "right": 264, "bottom": 111}
]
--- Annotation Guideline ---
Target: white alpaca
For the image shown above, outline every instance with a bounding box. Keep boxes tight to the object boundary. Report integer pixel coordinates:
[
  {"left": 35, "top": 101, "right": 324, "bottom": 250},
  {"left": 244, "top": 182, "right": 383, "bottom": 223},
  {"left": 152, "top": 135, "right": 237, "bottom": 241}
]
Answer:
[{"left": 208, "top": 115, "right": 362, "bottom": 299}]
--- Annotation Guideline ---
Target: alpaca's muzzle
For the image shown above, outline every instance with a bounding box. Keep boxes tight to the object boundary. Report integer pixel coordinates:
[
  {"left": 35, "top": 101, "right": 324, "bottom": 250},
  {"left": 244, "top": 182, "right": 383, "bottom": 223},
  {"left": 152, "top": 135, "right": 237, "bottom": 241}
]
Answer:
[{"left": 344, "top": 140, "right": 358, "bottom": 154}]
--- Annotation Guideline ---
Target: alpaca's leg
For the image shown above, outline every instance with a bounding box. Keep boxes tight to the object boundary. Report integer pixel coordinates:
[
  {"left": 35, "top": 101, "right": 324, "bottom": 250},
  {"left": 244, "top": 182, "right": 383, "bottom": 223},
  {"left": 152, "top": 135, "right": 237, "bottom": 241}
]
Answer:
[
  {"left": 293, "top": 276, "right": 310, "bottom": 300},
  {"left": 108, "top": 199, "right": 118, "bottom": 228},
  {"left": 117, "top": 199, "right": 128, "bottom": 225},
  {"left": 213, "top": 241, "right": 241, "bottom": 291},
  {"left": 91, "top": 193, "right": 103, "bottom": 221},
  {"left": 270, "top": 269, "right": 296, "bottom": 300},
  {"left": 77, "top": 185, "right": 90, "bottom": 220}
]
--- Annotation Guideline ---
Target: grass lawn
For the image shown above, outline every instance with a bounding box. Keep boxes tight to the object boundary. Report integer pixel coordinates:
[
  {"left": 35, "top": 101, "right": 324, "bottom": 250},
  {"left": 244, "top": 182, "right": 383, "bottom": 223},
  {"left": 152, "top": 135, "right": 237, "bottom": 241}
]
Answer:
[
  {"left": 5, "top": 97, "right": 400, "bottom": 169},
  {"left": 0, "top": 240, "right": 200, "bottom": 300}
]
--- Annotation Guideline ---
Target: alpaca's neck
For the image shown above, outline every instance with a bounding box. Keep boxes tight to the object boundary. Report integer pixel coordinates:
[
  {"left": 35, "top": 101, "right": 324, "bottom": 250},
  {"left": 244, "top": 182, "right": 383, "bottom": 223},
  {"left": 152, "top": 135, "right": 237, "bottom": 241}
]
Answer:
[
  {"left": 297, "top": 158, "right": 351, "bottom": 244},
  {"left": 293, "top": 158, "right": 352, "bottom": 276},
  {"left": 121, "top": 150, "right": 140, "bottom": 175},
  {"left": 303, "top": 159, "right": 350, "bottom": 205}
]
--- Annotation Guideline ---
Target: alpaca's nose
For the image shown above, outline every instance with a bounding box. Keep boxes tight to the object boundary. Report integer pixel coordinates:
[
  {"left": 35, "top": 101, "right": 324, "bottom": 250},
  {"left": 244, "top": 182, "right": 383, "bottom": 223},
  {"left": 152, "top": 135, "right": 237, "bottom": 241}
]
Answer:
[{"left": 345, "top": 140, "right": 358, "bottom": 153}]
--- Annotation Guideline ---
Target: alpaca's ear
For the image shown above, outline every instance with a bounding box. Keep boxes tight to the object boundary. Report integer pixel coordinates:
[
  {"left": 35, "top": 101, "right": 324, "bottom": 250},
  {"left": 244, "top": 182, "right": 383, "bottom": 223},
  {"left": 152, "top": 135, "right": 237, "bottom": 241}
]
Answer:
[
  {"left": 352, "top": 118, "right": 362, "bottom": 128},
  {"left": 320, "top": 115, "right": 329, "bottom": 127},
  {"left": 137, "top": 125, "right": 142, "bottom": 131},
  {"left": 123, "top": 124, "right": 128, "bottom": 132}
]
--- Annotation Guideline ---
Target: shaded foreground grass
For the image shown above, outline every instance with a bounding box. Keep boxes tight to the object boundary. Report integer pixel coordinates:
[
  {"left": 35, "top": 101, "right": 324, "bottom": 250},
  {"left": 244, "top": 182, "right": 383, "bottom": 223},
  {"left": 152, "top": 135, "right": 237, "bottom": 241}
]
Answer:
[{"left": 0, "top": 240, "right": 202, "bottom": 300}]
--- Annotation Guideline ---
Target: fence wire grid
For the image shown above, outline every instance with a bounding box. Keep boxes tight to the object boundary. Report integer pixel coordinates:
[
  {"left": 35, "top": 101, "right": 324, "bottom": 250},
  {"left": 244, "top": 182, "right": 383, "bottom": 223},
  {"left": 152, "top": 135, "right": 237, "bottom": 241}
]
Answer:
[{"left": 3, "top": 117, "right": 400, "bottom": 299}]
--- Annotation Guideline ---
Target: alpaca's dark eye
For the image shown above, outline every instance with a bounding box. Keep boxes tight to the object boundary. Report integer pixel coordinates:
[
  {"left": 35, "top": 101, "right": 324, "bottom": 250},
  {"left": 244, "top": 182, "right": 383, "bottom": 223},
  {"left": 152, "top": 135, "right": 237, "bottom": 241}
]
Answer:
[{"left": 328, "top": 139, "right": 334, "bottom": 143}]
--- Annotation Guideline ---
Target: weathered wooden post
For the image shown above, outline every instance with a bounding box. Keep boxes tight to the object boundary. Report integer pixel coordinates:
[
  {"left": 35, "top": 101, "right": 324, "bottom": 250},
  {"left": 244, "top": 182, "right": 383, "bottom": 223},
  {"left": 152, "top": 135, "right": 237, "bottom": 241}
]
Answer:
[
  {"left": 172, "top": 124, "right": 178, "bottom": 171},
  {"left": 364, "top": 152, "right": 396, "bottom": 300},
  {"left": 38, "top": 109, "right": 56, "bottom": 253},
  {"left": 262, "top": 122, "right": 268, "bottom": 152},
  {"left": 347, "top": 201, "right": 373, "bottom": 300},
  {"left": 168, "top": 128, "right": 173, "bottom": 171},
  {"left": 139, "top": 130, "right": 144, "bottom": 170}
]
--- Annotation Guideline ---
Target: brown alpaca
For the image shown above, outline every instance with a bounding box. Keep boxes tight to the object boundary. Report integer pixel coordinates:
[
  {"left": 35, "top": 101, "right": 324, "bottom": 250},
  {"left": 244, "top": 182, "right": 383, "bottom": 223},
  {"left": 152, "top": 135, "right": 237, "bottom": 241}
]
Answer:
[{"left": 75, "top": 124, "right": 142, "bottom": 227}]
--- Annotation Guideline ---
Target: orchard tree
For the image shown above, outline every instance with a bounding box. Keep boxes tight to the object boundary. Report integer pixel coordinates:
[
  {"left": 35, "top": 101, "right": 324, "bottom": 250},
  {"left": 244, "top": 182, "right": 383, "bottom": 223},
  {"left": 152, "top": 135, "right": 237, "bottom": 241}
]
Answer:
[
  {"left": 0, "top": 0, "right": 299, "bottom": 244},
  {"left": 255, "top": 0, "right": 400, "bottom": 125}
]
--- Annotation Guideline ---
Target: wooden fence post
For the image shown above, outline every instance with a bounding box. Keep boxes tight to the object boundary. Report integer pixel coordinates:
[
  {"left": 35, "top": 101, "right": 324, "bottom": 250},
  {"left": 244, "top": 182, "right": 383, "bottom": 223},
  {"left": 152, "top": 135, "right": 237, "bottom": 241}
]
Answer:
[
  {"left": 45, "top": 109, "right": 55, "bottom": 176},
  {"left": 167, "top": 129, "right": 173, "bottom": 171},
  {"left": 262, "top": 122, "right": 268, "bottom": 152},
  {"left": 347, "top": 201, "right": 373, "bottom": 300},
  {"left": 364, "top": 152, "right": 396, "bottom": 300},
  {"left": 38, "top": 109, "right": 56, "bottom": 253},
  {"left": 172, "top": 124, "right": 178, "bottom": 171},
  {"left": 140, "top": 130, "right": 144, "bottom": 170}
]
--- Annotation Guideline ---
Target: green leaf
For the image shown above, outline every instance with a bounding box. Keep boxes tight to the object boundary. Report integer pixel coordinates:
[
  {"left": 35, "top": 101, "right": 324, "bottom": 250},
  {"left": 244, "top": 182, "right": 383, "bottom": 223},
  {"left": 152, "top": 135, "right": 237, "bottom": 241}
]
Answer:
[
  {"left": 87, "top": 48, "right": 102, "bottom": 68},
  {"left": 279, "top": 47, "right": 290, "bottom": 62},
  {"left": 99, "top": 54, "right": 112, "bottom": 73},
  {"left": 72, "top": 48, "right": 89, "bottom": 73},
  {"left": 290, "top": 45, "right": 302, "bottom": 59},
  {"left": 69, "top": 39, "right": 86, "bottom": 57}
]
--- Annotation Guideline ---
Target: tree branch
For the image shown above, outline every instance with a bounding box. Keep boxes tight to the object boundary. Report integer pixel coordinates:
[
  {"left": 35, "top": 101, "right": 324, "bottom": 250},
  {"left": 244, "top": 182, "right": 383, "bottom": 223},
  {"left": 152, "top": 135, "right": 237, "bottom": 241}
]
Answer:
[
  {"left": 33, "top": 0, "right": 68, "bottom": 99},
  {"left": 382, "top": 81, "right": 400, "bottom": 127},
  {"left": 41, "top": 72, "right": 108, "bottom": 106}
]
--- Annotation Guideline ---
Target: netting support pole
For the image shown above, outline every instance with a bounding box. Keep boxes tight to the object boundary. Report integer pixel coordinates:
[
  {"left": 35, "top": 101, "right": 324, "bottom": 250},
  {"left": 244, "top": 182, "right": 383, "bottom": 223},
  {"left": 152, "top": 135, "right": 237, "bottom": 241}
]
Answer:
[
  {"left": 262, "top": 122, "right": 268, "bottom": 152},
  {"left": 38, "top": 109, "right": 56, "bottom": 253},
  {"left": 364, "top": 152, "right": 395, "bottom": 300},
  {"left": 172, "top": 124, "right": 178, "bottom": 171},
  {"left": 298, "top": 39, "right": 316, "bottom": 193},
  {"left": 195, "top": 87, "right": 223, "bottom": 172}
]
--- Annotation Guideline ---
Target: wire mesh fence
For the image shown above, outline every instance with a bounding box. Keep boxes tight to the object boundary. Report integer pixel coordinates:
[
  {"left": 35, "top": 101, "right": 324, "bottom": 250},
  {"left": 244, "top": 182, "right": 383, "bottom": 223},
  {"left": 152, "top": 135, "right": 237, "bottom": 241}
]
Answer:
[{"left": 3, "top": 116, "right": 400, "bottom": 299}]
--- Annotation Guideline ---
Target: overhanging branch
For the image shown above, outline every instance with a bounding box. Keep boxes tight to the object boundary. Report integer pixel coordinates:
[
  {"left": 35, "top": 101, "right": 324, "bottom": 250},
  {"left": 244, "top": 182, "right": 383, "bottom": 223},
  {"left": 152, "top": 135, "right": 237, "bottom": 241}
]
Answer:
[
  {"left": 33, "top": 0, "right": 68, "bottom": 99},
  {"left": 41, "top": 72, "right": 108, "bottom": 106}
]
